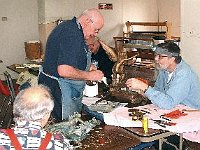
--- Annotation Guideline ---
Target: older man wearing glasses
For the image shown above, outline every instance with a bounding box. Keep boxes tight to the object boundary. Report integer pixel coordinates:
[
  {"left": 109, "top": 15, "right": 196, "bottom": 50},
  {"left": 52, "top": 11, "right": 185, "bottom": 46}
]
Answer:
[
  {"left": 38, "top": 8, "right": 104, "bottom": 122},
  {"left": 126, "top": 41, "right": 200, "bottom": 150},
  {"left": 126, "top": 41, "right": 200, "bottom": 110}
]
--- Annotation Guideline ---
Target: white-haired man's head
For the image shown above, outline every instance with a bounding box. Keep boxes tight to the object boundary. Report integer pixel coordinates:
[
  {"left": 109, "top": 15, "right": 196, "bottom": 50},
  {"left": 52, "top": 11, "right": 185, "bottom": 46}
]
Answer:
[
  {"left": 78, "top": 8, "right": 104, "bottom": 39},
  {"left": 13, "top": 85, "right": 54, "bottom": 127}
]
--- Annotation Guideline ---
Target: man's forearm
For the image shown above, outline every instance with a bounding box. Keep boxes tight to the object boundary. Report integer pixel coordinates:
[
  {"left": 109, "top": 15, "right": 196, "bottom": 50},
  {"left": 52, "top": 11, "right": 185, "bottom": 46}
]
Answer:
[{"left": 58, "top": 65, "right": 89, "bottom": 80}]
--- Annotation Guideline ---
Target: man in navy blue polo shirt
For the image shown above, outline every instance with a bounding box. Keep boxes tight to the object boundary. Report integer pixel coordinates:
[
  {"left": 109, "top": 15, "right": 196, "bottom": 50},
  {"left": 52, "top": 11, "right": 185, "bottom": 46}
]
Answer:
[{"left": 38, "top": 8, "right": 104, "bottom": 122}]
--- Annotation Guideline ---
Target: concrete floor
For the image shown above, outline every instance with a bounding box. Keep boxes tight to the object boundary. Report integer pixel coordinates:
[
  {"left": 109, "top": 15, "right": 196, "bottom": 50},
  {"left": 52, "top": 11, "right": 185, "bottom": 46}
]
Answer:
[{"left": 184, "top": 140, "right": 200, "bottom": 150}]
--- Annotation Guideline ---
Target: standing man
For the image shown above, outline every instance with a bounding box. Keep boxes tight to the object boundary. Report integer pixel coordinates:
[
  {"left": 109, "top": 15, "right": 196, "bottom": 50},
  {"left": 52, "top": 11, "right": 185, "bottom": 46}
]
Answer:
[{"left": 38, "top": 8, "right": 104, "bottom": 122}]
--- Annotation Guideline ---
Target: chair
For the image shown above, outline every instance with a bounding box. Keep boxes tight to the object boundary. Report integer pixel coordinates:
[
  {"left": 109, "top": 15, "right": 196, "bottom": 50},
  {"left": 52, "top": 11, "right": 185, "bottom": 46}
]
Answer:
[
  {"left": 0, "top": 96, "right": 13, "bottom": 128},
  {"left": 0, "top": 71, "right": 18, "bottom": 128},
  {"left": 0, "top": 71, "right": 19, "bottom": 100},
  {"left": 0, "top": 80, "right": 10, "bottom": 96},
  {"left": 3, "top": 71, "right": 17, "bottom": 101}
]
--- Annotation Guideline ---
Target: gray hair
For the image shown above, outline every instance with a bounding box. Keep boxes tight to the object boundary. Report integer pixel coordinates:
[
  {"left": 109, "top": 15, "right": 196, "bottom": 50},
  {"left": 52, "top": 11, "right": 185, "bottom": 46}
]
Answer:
[
  {"left": 79, "top": 8, "right": 98, "bottom": 18},
  {"left": 79, "top": 8, "right": 104, "bottom": 22},
  {"left": 154, "top": 40, "right": 182, "bottom": 64},
  {"left": 13, "top": 85, "right": 54, "bottom": 122}
]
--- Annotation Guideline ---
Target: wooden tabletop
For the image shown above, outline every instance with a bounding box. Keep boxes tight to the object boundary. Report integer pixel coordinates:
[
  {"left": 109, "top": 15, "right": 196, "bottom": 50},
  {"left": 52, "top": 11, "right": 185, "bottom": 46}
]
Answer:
[
  {"left": 7, "top": 64, "right": 39, "bottom": 76},
  {"left": 77, "top": 125, "right": 141, "bottom": 150},
  {"left": 7, "top": 64, "right": 28, "bottom": 74},
  {"left": 123, "top": 127, "right": 175, "bottom": 142}
]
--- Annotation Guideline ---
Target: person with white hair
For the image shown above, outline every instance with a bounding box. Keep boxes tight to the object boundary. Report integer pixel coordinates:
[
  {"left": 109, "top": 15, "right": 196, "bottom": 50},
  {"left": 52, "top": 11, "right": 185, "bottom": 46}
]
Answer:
[
  {"left": 0, "top": 85, "right": 73, "bottom": 150},
  {"left": 126, "top": 41, "right": 200, "bottom": 150},
  {"left": 38, "top": 8, "right": 105, "bottom": 122}
]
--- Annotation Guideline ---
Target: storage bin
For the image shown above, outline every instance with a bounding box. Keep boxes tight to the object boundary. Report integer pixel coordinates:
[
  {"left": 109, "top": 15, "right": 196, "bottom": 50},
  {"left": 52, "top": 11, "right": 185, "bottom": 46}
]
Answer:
[{"left": 24, "top": 41, "right": 42, "bottom": 60}]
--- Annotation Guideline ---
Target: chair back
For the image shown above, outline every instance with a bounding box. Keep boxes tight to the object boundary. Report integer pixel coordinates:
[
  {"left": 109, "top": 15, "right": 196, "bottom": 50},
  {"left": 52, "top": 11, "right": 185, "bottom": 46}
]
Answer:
[
  {"left": 0, "top": 72, "right": 16, "bottom": 128},
  {"left": 3, "top": 71, "right": 16, "bottom": 101},
  {"left": 0, "top": 80, "right": 10, "bottom": 96}
]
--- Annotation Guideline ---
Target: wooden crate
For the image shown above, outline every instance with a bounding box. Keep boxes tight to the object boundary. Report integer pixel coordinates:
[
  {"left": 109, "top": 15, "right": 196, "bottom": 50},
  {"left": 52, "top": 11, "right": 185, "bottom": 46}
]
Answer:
[{"left": 24, "top": 41, "right": 42, "bottom": 60}]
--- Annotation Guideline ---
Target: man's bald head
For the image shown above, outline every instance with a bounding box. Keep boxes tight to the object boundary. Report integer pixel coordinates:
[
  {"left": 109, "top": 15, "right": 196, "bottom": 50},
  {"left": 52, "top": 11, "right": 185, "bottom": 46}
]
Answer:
[
  {"left": 13, "top": 85, "right": 54, "bottom": 122},
  {"left": 22, "top": 86, "right": 50, "bottom": 104},
  {"left": 80, "top": 8, "right": 104, "bottom": 27},
  {"left": 78, "top": 8, "right": 104, "bottom": 39}
]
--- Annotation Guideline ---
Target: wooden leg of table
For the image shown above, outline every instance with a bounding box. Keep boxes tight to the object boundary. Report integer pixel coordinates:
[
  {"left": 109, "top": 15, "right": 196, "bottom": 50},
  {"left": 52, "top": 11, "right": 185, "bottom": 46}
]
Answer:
[{"left": 179, "top": 133, "right": 183, "bottom": 150}]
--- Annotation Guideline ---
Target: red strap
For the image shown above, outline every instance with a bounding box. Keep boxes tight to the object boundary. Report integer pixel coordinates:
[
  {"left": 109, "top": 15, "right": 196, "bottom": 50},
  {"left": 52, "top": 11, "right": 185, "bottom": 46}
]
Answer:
[
  {"left": 38, "top": 132, "right": 52, "bottom": 150},
  {"left": 5, "top": 129, "right": 22, "bottom": 150},
  {"left": 5, "top": 129, "right": 52, "bottom": 150}
]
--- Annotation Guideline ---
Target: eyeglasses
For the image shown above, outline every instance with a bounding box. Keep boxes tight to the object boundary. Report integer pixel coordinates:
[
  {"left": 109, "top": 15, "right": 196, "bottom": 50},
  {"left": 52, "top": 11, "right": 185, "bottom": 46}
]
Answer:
[
  {"left": 89, "top": 19, "right": 100, "bottom": 34},
  {"left": 155, "top": 54, "right": 169, "bottom": 59}
]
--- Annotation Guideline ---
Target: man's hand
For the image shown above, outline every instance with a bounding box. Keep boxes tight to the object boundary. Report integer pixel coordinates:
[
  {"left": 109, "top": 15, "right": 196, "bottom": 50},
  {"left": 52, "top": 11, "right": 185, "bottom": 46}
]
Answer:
[
  {"left": 89, "top": 64, "right": 97, "bottom": 71},
  {"left": 88, "top": 70, "right": 104, "bottom": 81},
  {"left": 58, "top": 65, "right": 104, "bottom": 81},
  {"left": 125, "top": 78, "right": 148, "bottom": 92}
]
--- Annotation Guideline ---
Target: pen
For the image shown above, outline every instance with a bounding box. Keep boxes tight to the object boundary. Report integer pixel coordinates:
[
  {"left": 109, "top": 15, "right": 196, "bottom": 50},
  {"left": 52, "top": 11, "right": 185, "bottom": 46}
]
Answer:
[
  {"left": 160, "top": 115, "right": 171, "bottom": 121},
  {"left": 151, "top": 120, "right": 166, "bottom": 128},
  {"left": 156, "top": 123, "right": 166, "bottom": 128},
  {"left": 140, "top": 109, "right": 151, "bottom": 114}
]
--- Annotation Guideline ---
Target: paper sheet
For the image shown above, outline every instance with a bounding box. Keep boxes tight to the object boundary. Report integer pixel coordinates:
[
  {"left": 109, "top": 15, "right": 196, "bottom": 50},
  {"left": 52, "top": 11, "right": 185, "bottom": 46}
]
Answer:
[
  {"left": 103, "top": 104, "right": 200, "bottom": 134},
  {"left": 82, "top": 96, "right": 101, "bottom": 106}
]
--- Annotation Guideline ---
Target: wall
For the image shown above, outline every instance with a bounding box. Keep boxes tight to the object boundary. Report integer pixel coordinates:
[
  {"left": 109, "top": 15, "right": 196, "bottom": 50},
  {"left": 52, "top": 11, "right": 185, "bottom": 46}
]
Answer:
[
  {"left": 123, "top": 0, "right": 158, "bottom": 25},
  {"left": 181, "top": 0, "right": 200, "bottom": 77},
  {"left": 123, "top": 0, "right": 180, "bottom": 36},
  {"left": 0, "top": 0, "right": 39, "bottom": 78},
  {"left": 158, "top": 0, "right": 180, "bottom": 37},
  {"left": 38, "top": 0, "right": 45, "bottom": 23},
  {"left": 38, "top": 0, "right": 123, "bottom": 48},
  {"left": 0, "top": 0, "right": 182, "bottom": 79},
  {"left": 39, "top": 0, "right": 180, "bottom": 48}
]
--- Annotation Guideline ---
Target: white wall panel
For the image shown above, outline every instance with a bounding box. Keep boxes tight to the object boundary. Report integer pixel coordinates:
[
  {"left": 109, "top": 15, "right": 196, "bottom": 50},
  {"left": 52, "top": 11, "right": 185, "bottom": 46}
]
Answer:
[
  {"left": 0, "top": 0, "right": 39, "bottom": 78},
  {"left": 181, "top": 0, "right": 200, "bottom": 77}
]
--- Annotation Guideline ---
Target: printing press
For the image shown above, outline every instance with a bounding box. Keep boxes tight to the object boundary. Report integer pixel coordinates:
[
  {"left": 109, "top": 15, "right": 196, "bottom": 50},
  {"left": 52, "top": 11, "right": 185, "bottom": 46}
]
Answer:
[
  {"left": 102, "top": 21, "right": 174, "bottom": 107},
  {"left": 108, "top": 37, "right": 156, "bottom": 107}
]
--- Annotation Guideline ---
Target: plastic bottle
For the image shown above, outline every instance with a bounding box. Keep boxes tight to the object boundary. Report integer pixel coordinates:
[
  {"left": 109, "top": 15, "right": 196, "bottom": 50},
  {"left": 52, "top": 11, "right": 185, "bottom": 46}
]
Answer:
[{"left": 142, "top": 116, "right": 148, "bottom": 134}]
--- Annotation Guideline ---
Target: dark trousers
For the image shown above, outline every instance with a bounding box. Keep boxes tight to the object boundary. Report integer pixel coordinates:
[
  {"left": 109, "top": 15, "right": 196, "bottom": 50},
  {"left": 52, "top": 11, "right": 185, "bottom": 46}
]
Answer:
[
  {"left": 154, "top": 135, "right": 181, "bottom": 150},
  {"left": 38, "top": 73, "right": 62, "bottom": 122}
]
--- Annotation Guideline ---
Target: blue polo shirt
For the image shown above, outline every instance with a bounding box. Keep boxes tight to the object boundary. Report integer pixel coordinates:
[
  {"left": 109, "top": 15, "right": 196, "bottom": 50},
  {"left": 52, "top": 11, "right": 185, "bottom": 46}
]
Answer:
[{"left": 42, "top": 17, "right": 88, "bottom": 77}]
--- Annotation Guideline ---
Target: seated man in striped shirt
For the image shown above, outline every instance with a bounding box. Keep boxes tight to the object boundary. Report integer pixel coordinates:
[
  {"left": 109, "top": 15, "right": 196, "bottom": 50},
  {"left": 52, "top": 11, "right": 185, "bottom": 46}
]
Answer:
[{"left": 0, "top": 85, "right": 73, "bottom": 150}]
